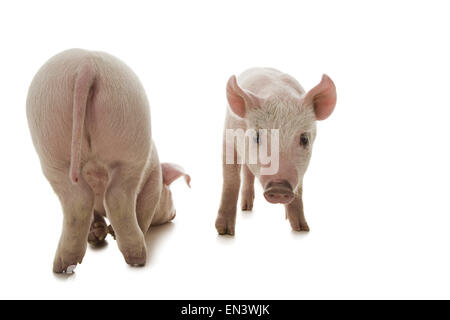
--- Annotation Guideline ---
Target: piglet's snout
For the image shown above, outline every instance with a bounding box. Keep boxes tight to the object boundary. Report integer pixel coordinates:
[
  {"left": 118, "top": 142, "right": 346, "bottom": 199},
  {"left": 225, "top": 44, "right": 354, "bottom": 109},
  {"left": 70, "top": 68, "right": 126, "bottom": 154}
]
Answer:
[{"left": 263, "top": 180, "right": 294, "bottom": 204}]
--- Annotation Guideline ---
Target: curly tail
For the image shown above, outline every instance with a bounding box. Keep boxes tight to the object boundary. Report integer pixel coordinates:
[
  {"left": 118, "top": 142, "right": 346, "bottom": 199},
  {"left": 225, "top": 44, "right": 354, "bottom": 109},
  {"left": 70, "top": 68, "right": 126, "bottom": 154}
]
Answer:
[{"left": 70, "top": 59, "right": 96, "bottom": 184}]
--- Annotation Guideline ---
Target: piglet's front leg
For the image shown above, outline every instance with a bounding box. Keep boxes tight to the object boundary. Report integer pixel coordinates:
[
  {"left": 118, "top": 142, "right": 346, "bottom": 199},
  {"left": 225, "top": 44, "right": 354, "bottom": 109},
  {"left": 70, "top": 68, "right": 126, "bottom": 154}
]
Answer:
[
  {"left": 285, "top": 186, "right": 310, "bottom": 232},
  {"left": 216, "top": 163, "right": 241, "bottom": 235},
  {"left": 240, "top": 165, "right": 255, "bottom": 211}
]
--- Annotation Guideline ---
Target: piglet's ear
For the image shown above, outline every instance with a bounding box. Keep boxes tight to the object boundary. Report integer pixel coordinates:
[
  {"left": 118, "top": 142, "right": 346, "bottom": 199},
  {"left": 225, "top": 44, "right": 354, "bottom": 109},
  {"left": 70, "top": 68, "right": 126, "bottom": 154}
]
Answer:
[
  {"left": 303, "top": 74, "right": 337, "bottom": 120},
  {"left": 226, "top": 75, "right": 262, "bottom": 118},
  {"left": 161, "top": 163, "right": 191, "bottom": 187}
]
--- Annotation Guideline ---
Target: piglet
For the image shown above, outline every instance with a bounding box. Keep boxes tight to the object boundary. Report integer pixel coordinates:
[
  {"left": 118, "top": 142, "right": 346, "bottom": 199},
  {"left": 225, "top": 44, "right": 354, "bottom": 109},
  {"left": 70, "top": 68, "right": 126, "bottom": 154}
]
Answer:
[
  {"left": 27, "top": 49, "right": 190, "bottom": 273},
  {"left": 215, "top": 68, "right": 336, "bottom": 235}
]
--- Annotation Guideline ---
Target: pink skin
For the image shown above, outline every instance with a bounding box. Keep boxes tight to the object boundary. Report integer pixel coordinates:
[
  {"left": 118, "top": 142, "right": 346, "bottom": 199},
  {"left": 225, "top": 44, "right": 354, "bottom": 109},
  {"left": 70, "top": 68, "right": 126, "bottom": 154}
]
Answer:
[
  {"left": 27, "top": 49, "right": 190, "bottom": 273},
  {"left": 216, "top": 68, "right": 336, "bottom": 235}
]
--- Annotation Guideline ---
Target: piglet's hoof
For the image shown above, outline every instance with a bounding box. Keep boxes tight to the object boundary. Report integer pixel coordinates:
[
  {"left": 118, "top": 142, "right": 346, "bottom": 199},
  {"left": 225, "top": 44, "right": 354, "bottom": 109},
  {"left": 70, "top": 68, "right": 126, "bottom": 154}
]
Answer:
[
  {"left": 289, "top": 218, "right": 310, "bottom": 232},
  {"left": 124, "top": 247, "right": 147, "bottom": 267},
  {"left": 53, "top": 254, "right": 83, "bottom": 274},
  {"left": 54, "top": 263, "right": 78, "bottom": 274},
  {"left": 107, "top": 225, "right": 116, "bottom": 240},
  {"left": 240, "top": 190, "right": 254, "bottom": 211},
  {"left": 88, "top": 221, "right": 108, "bottom": 246},
  {"left": 215, "top": 214, "right": 236, "bottom": 236}
]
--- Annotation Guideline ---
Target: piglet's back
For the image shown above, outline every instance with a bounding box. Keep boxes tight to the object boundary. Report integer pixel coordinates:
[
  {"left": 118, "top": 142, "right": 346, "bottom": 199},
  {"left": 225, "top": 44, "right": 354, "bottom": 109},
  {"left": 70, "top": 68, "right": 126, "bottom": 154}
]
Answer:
[{"left": 26, "top": 48, "right": 152, "bottom": 173}]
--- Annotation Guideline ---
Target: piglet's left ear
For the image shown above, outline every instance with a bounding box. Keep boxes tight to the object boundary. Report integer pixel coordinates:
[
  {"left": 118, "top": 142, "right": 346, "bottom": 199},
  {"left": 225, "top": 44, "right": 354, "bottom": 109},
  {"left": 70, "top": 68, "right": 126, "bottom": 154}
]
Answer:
[
  {"left": 161, "top": 163, "right": 191, "bottom": 187},
  {"left": 303, "top": 74, "right": 337, "bottom": 120}
]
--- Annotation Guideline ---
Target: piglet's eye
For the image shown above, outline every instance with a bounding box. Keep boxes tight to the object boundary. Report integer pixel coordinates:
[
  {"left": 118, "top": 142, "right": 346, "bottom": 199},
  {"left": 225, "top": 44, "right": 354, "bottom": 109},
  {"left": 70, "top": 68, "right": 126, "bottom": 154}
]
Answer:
[
  {"left": 300, "top": 133, "right": 309, "bottom": 147},
  {"left": 253, "top": 131, "right": 260, "bottom": 144}
]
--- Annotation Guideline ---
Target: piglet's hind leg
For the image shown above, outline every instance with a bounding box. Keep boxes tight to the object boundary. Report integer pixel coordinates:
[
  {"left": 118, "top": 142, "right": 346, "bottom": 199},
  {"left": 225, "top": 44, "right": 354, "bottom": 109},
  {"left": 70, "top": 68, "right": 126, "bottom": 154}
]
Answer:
[
  {"left": 50, "top": 174, "right": 94, "bottom": 273},
  {"left": 104, "top": 165, "right": 147, "bottom": 266}
]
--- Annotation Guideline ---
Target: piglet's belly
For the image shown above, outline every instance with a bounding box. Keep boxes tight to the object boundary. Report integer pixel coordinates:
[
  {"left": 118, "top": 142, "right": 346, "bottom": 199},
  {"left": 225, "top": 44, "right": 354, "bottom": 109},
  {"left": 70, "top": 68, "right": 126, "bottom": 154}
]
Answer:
[{"left": 82, "top": 160, "right": 109, "bottom": 215}]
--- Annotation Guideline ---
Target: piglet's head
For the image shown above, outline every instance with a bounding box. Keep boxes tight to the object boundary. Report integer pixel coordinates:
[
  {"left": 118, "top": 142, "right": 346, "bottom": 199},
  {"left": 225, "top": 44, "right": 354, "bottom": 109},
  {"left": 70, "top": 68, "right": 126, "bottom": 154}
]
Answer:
[
  {"left": 226, "top": 74, "right": 336, "bottom": 204},
  {"left": 159, "top": 163, "right": 190, "bottom": 219}
]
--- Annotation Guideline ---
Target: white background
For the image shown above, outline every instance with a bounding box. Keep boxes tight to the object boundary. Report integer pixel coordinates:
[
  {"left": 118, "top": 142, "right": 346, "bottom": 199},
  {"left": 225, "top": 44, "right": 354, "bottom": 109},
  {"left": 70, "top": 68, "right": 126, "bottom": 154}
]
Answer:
[{"left": 0, "top": 0, "right": 449, "bottom": 299}]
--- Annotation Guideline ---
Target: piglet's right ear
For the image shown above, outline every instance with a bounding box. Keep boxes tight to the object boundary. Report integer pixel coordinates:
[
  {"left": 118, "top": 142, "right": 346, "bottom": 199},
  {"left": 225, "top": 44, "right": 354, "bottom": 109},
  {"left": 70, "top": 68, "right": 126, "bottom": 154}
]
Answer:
[{"left": 226, "top": 75, "right": 261, "bottom": 118}]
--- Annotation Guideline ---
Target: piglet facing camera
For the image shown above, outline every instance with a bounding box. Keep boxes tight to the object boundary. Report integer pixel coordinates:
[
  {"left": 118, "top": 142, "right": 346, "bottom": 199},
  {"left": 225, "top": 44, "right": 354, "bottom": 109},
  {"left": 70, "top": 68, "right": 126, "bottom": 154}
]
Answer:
[
  {"left": 26, "top": 49, "right": 190, "bottom": 273},
  {"left": 216, "top": 68, "right": 337, "bottom": 235}
]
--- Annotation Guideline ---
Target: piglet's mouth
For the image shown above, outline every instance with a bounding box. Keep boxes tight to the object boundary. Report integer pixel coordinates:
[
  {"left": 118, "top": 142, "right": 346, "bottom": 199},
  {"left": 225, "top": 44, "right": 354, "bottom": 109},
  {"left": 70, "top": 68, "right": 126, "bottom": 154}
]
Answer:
[{"left": 263, "top": 180, "right": 294, "bottom": 204}]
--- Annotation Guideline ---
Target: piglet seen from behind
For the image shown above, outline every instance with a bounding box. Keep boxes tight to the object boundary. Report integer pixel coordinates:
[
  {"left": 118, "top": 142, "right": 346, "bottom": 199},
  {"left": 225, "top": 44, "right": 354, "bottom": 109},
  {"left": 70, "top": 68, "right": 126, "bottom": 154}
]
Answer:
[{"left": 27, "top": 49, "right": 190, "bottom": 273}]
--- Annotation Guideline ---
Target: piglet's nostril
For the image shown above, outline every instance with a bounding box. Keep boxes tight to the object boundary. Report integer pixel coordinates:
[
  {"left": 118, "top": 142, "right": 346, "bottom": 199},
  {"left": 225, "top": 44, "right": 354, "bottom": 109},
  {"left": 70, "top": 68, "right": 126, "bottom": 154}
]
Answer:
[{"left": 265, "top": 179, "right": 293, "bottom": 191}]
